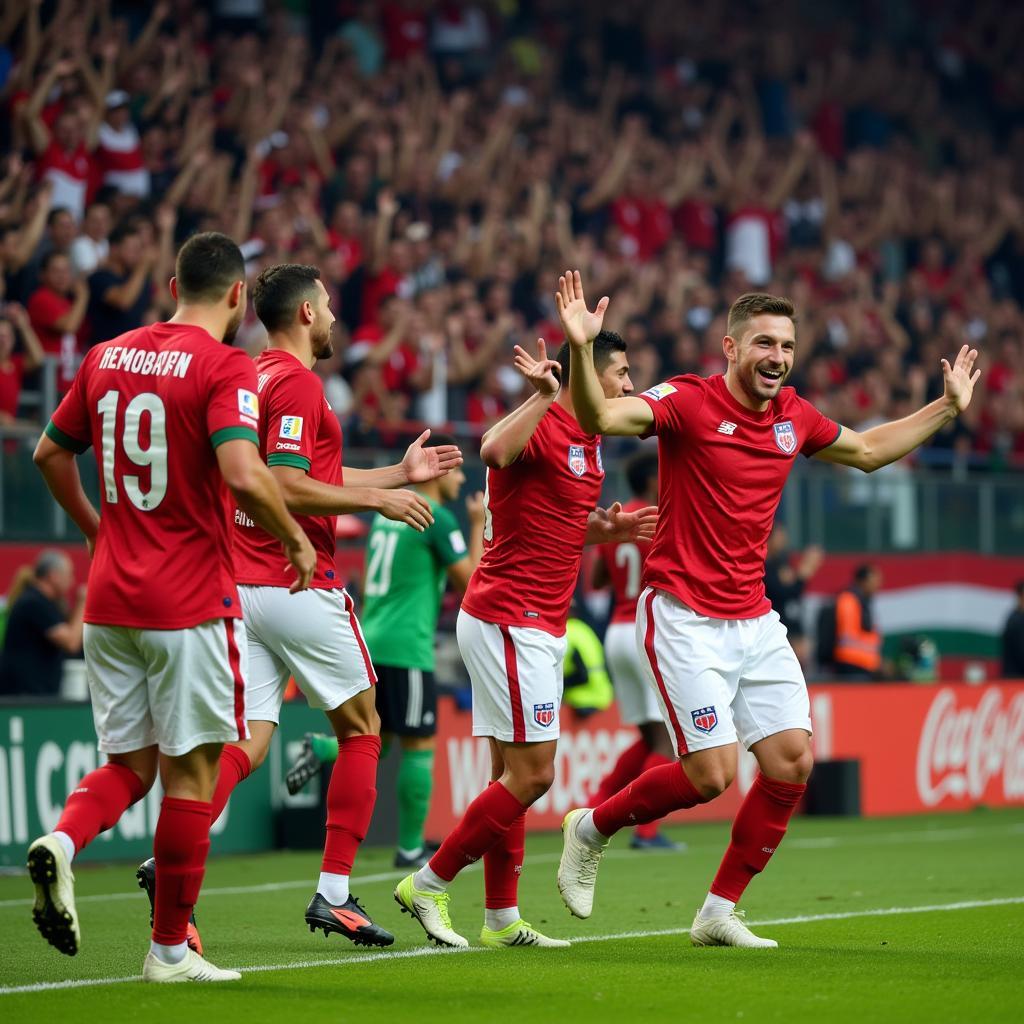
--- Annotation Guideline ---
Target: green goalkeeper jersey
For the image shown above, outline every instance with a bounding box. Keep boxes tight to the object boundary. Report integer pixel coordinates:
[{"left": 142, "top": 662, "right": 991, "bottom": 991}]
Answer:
[{"left": 360, "top": 497, "right": 468, "bottom": 671}]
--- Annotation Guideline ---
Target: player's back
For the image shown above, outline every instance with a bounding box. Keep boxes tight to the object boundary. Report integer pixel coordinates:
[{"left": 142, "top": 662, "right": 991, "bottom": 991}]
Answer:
[
  {"left": 48, "top": 322, "right": 259, "bottom": 629},
  {"left": 598, "top": 497, "right": 651, "bottom": 624}
]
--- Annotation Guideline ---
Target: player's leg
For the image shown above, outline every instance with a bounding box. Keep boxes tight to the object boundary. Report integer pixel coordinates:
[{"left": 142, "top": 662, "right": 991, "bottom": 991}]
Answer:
[
  {"left": 691, "top": 610, "right": 813, "bottom": 949},
  {"left": 559, "top": 590, "right": 741, "bottom": 917},
  {"left": 631, "top": 719, "right": 685, "bottom": 849},
  {"left": 140, "top": 619, "right": 248, "bottom": 981},
  {"left": 28, "top": 625, "right": 157, "bottom": 956},
  {"left": 479, "top": 738, "right": 569, "bottom": 949}
]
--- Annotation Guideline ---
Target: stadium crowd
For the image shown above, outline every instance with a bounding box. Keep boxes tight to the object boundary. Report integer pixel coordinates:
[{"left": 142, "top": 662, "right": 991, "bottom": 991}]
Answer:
[{"left": 1, "top": 0, "right": 1022, "bottom": 467}]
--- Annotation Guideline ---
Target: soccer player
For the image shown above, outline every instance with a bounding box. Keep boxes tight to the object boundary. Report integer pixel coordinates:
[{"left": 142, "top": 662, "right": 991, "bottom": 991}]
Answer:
[
  {"left": 394, "top": 331, "right": 657, "bottom": 949},
  {"left": 286, "top": 440, "right": 485, "bottom": 871},
  {"left": 138, "top": 262, "right": 462, "bottom": 951},
  {"left": 555, "top": 270, "right": 980, "bottom": 947},
  {"left": 589, "top": 449, "right": 681, "bottom": 851},
  {"left": 28, "top": 232, "right": 316, "bottom": 982}
]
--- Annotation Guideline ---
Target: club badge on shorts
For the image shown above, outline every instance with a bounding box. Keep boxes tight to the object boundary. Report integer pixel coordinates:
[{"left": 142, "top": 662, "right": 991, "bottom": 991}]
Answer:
[
  {"left": 773, "top": 420, "right": 797, "bottom": 454},
  {"left": 568, "top": 444, "right": 586, "bottom": 477},
  {"left": 691, "top": 706, "right": 718, "bottom": 734},
  {"left": 533, "top": 702, "right": 556, "bottom": 727}
]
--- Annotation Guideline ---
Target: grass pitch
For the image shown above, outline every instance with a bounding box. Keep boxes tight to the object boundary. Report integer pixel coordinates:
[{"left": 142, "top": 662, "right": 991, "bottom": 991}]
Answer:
[{"left": 1, "top": 810, "right": 1021, "bottom": 1023}]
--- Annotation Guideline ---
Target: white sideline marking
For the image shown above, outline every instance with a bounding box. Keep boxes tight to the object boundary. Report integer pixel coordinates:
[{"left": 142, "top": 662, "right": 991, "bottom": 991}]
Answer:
[
  {"left": 1, "top": 821, "right": 1022, "bottom": 910},
  {"left": 2, "top": 896, "right": 1021, "bottom": 995}
]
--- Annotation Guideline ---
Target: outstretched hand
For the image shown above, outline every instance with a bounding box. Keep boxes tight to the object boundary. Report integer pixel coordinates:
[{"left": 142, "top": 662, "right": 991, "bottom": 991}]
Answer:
[
  {"left": 942, "top": 344, "right": 981, "bottom": 414},
  {"left": 555, "top": 269, "right": 610, "bottom": 348},
  {"left": 589, "top": 502, "right": 658, "bottom": 544},
  {"left": 513, "top": 338, "right": 560, "bottom": 396},
  {"left": 402, "top": 429, "right": 463, "bottom": 483}
]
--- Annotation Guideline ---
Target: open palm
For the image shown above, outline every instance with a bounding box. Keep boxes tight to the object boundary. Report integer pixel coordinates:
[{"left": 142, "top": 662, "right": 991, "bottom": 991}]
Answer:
[
  {"left": 555, "top": 269, "right": 610, "bottom": 347},
  {"left": 942, "top": 345, "right": 981, "bottom": 414}
]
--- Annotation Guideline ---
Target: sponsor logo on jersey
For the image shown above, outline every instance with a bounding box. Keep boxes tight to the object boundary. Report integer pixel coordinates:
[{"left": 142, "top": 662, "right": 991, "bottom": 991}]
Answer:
[
  {"left": 568, "top": 444, "right": 586, "bottom": 477},
  {"left": 449, "top": 530, "right": 467, "bottom": 555},
  {"left": 279, "top": 415, "right": 303, "bottom": 440},
  {"left": 717, "top": 420, "right": 737, "bottom": 435},
  {"left": 595, "top": 443, "right": 603, "bottom": 473},
  {"left": 691, "top": 706, "right": 718, "bottom": 733},
  {"left": 773, "top": 420, "right": 797, "bottom": 454},
  {"left": 276, "top": 441, "right": 301, "bottom": 451},
  {"left": 642, "top": 382, "right": 677, "bottom": 401},
  {"left": 238, "top": 389, "right": 259, "bottom": 418},
  {"left": 533, "top": 702, "right": 556, "bottom": 727}
]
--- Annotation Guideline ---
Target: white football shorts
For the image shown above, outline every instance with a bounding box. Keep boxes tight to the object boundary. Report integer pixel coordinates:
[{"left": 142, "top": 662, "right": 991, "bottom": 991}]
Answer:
[
  {"left": 635, "top": 587, "right": 812, "bottom": 756},
  {"left": 456, "top": 608, "right": 566, "bottom": 743},
  {"left": 83, "top": 618, "right": 248, "bottom": 757},
  {"left": 604, "top": 620, "right": 662, "bottom": 726},
  {"left": 239, "top": 585, "right": 375, "bottom": 723}
]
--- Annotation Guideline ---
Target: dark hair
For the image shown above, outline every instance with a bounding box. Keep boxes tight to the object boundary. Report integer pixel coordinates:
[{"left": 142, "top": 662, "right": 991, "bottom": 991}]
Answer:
[
  {"left": 625, "top": 450, "right": 658, "bottom": 498},
  {"left": 175, "top": 232, "right": 246, "bottom": 304},
  {"left": 108, "top": 220, "right": 141, "bottom": 247},
  {"left": 554, "top": 329, "right": 627, "bottom": 387},
  {"left": 727, "top": 293, "right": 796, "bottom": 339},
  {"left": 46, "top": 207, "right": 72, "bottom": 227},
  {"left": 423, "top": 431, "right": 457, "bottom": 450},
  {"left": 252, "top": 263, "right": 322, "bottom": 332},
  {"left": 853, "top": 563, "right": 876, "bottom": 585},
  {"left": 40, "top": 249, "right": 70, "bottom": 271}
]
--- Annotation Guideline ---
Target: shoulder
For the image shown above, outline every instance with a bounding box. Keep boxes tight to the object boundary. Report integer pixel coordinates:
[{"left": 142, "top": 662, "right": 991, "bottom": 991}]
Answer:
[
  {"left": 431, "top": 503, "right": 459, "bottom": 530},
  {"left": 640, "top": 374, "right": 705, "bottom": 402}
]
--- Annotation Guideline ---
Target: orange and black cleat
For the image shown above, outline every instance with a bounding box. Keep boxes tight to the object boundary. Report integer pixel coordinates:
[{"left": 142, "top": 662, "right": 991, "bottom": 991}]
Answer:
[
  {"left": 135, "top": 857, "right": 204, "bottom": 955},
  {"left": 304, "top": 892, "right": 395, "bottom": 947}
]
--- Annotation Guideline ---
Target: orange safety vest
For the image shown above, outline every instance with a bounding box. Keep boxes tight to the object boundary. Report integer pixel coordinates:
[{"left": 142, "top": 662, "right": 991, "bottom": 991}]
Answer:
[{"left": 833, "top": 589, "right": 881, "bottom": 672}]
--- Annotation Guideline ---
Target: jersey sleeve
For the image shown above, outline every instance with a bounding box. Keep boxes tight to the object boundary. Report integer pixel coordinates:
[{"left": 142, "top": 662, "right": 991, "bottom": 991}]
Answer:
[
  {"left": 638, "top": 376, "right": 701, "bottom": 436},
  {"left": 797, "top": 396, "right": 842, "bottom": 456},
  {"left": 263, "top": 368, "right": 324, "bottom": 472},
  {"left": 427, "top": 505, "right": 470, "bottom": 567},
  {"left": 45, "top": 349, "right": 94, "bottom": 453},
  {"left": 206, "top": 347, "right": 260, "bottom": 450}
]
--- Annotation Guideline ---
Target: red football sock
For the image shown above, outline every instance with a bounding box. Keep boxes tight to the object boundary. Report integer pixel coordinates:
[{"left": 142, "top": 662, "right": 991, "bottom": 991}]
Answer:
[
  {"left": 710, "top": 773, "right": 806, "bottom": 903},
  {"left": 484, "top": 787, "right": 526, "bottom": 910},
  {"left": 152, "top": 797, "right": 212, "bottom": 945},
  {"left": 589, "top": 737, "right": 649, "bottom": 807},
  {"left": 54, "top": 762, "right": 148, "bottom": 854},
  {"left": 322, "top": 734, "right": 381, "bottom": 875},
  {"left": 209, "top": 744, "right": 252, "bottom": 823},
  {"left": 632, "top": 750, "right": 675, "bottom": 840},
  {"left": 429, "top": 781, "right": 526, "bottom": 882},
  {"left": 593, "top": 761, "right": 705, "bottom": 837}
]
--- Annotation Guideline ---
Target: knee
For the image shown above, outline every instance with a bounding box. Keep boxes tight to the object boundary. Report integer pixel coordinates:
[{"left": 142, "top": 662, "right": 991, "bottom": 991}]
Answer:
[
  {"left": 514, "top": 763, "right": 555, "bottom": 804},
  {"left": 787, "top": 748, "right": 814, "bottom": 785},
  {"left": 683, "top": 760, "right": 735, "bottom": 801},
  {"left": 246, "top": 742, "right": 271, "bottom": 772}
]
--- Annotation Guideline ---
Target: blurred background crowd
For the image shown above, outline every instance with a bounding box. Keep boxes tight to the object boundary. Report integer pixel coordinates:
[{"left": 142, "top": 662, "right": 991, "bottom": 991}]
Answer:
[{"left": 1, "top": 0, "right": 1023, "bottom": 469}]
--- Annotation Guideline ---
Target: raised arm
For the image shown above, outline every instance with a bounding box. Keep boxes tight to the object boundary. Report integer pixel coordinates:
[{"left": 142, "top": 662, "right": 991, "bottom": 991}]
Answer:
[
  {"left": 557, "top": 270, "right": 654, "bottom": 436},
  {"left": 814, "top": 345, "right": 981, "bottom": 473}
]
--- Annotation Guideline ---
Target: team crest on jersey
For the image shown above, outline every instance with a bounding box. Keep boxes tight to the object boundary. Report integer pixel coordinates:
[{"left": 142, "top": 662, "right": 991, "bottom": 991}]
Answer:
[
  {"left": 279, "top": 416, "right": 304, "bottom": 440},
  {"left": 691, "top": 706, "right": 718, "bottom": 734},
  {"left": 568, "top": 445, "right": 586, "bottom": 477},
  {"left": 595, "top": 443, "right": 603, "bottom": 473},
  {"left": 238, "top": 389, "right": 259, "bottom": 419},
  {"left": 773, "top": 420, "right": 797, "bottom": 454},
  {"left": 533, "top": 702, "right": 556, "bottom": 727}
]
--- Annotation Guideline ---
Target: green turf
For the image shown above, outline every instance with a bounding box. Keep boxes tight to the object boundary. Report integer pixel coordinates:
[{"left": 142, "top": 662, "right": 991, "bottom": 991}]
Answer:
[{"left": 1, "top": 810, "right": 1022, "bottom": 1023}]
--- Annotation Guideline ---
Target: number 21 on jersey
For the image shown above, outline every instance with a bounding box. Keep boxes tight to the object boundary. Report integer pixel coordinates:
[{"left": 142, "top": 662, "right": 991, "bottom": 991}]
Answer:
[{"left": 97, "top": 390, "right": 168, "bottom": 511}]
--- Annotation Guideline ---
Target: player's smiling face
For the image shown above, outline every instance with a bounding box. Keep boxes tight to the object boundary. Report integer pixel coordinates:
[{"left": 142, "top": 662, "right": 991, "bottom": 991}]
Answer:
[
  {"left": 598, "top": 351, "right": 634, "bottom": 400},
  {"left": 726, "top": 314, "right": 796, "bottom": 406}
]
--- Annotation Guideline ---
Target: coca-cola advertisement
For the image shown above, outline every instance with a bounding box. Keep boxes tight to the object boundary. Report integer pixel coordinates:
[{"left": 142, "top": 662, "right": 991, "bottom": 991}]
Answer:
[{"left": 425, "top": 682, "right": 1024, "bottom": 835}]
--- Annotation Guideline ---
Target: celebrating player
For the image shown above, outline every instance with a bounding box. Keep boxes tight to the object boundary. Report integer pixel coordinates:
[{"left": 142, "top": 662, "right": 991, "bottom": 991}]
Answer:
[
  {"left": 555, "top": 269, "right": 981, "bottom": 947},
  {"left": 589, "top": 449, "right": 681, "bottom": 851},
  {"left": 394, "top": 330, "right": 657, "bottom": 949},
  {"left": 135, "top": 262, "right": 462, "bottom": 952},
  {"left": 286, "top": 438, "right": 485, "bottom": 870},
  {"left": 28, "top": 232, "right": 316, "bottom": 982}
]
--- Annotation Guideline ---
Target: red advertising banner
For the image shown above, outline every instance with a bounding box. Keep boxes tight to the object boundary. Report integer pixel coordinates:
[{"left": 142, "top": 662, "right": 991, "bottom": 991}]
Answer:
[{"left": 425, "top": 682, "right": 1024, "bottom": 835}]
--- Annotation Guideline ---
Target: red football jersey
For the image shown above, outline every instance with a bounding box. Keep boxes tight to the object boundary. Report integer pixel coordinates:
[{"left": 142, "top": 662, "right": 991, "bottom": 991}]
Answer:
[
  {"left": 233, "top": 348, "right": 342, "bottom": 589},
  {"left": 46, "top": 324, "right": 260, "bottom": 629},
  {"left": 462, "top": 401, "right": 604, "bottom": 637},
  {"left": 640, "top": 374, "right": 839, "bottom": 619},
  {"left": 597, "top": 497, "right": 652, "bottom": 624}
]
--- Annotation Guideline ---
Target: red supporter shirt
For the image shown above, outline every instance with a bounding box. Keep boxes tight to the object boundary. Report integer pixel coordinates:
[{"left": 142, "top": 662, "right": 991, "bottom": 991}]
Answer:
[
  {"left": 233, "top": 348, "right": 343, "bottom": 589},
  {"left": 46, "top": 324, "right": 261, "bottom": 629},
  {"left": 462, "top": 401, "right": 604, "bottom": 637},
  {"left": 597, "top": 497, "right": 652, "bottom": 624},
  {"left": 639, "top": 374, "right": 839, "bottom": 619},
  {"left": 27, "top": 287, "right": 80, "bottom": 391},
  {"left": 0, "top": 355, "right": 24, "bottom": 417},
  {"left": 36, "top": 140, "right": 93, "bottom": 221}
]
